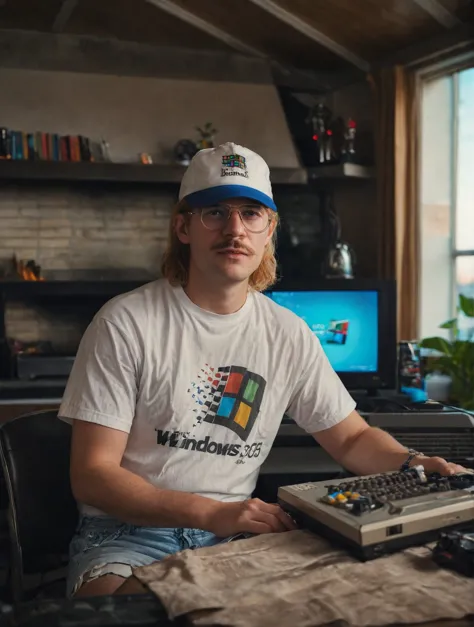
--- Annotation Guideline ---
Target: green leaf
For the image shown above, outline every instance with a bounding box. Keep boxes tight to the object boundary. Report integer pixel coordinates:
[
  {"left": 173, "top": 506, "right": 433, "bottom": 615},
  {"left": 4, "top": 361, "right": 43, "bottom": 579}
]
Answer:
[
  {"left": 433, "top": 355, "right": 457, "bottom": 377},
  {"left": 439, "top": 318, "right": 457, "bottom": 329},
  {"left": 422, "top": 295, "right": 474, "bottom": 409},
  {"left": 459, "top": 294, "right": 474, "bottom": 317},
  {"left": 419, "top": 336, "right": 453, "bottom": 355}
]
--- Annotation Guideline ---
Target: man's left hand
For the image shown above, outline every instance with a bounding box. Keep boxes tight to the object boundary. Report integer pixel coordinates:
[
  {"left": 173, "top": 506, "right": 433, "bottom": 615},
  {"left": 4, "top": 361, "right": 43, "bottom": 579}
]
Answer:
[{"left": 413, "top": 456, "right": 471, "bottom": 475}]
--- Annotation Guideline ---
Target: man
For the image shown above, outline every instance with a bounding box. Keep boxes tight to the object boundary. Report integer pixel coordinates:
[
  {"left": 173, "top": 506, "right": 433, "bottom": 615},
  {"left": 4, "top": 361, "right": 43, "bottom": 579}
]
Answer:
[{"left": 60, "top": 141, "right": 465, "bottom": 598}]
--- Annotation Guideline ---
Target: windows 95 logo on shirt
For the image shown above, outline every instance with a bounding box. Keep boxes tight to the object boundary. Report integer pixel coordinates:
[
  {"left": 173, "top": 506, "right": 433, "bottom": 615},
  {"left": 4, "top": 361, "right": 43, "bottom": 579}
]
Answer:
[
  {"left": 155, "top": 365, "right": 266, "bottom": 464},
  {"left": 191, "top": 365, "right": 265, "bottom": 440}
]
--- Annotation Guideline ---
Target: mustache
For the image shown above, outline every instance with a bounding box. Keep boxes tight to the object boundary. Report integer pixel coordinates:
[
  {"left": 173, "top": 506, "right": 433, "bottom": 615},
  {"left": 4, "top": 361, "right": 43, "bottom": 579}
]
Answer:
[{"left": 211, "top": 240, "right": 254, "bottom": 255}]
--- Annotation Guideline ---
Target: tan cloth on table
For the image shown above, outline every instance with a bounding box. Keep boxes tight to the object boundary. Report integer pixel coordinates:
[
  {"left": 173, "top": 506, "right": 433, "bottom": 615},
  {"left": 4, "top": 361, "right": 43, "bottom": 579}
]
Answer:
[{"left": 133, "top": 530, "right": 474, "bottom": 627}]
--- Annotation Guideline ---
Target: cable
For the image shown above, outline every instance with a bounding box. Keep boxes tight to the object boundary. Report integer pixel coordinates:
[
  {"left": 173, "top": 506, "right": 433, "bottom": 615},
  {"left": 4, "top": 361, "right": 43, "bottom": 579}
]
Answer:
[{"left": 435, "top": 402, "right": 474, "bottom": 416}]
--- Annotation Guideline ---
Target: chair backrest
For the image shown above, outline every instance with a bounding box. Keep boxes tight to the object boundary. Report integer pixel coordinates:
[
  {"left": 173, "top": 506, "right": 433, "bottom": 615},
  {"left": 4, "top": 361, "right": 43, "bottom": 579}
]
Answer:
[{"left": 0, "top": 409, "right": 78, "bottom": 567}]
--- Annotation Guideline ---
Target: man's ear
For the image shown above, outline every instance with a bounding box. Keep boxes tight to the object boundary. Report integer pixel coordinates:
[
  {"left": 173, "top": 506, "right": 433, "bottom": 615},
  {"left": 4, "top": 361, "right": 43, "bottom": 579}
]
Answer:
[
  {"left": 265, "top": 215, "right": 277, "bottom": 245},
  {"left": 175, "top": 214, "right": 191, "bottom": 244}
]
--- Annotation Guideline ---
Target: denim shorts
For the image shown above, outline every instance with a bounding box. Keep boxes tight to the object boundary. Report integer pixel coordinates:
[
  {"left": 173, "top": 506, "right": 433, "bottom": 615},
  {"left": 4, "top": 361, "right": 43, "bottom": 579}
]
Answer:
[{"left": 67, "top": 515, "right": 233, "bottom": 597}]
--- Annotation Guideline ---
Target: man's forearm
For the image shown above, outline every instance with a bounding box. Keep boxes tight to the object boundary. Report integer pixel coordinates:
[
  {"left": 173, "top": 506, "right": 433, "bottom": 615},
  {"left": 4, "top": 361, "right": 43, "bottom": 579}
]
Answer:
[
  {"left": 338, "top": 426, "right": 420, "bottom": 475},
  {"left": 72, "top": 463, "right": 220, "bottom": 530}
]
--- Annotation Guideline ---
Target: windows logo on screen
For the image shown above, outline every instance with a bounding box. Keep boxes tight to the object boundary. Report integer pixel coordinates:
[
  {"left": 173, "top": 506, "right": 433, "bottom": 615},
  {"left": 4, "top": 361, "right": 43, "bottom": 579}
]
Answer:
[
  {"left": 326, "top": 319, "right": 349, "bottom": 345},
  {"left": 193, "top": 366, "right": 266, "bottom": 442}
]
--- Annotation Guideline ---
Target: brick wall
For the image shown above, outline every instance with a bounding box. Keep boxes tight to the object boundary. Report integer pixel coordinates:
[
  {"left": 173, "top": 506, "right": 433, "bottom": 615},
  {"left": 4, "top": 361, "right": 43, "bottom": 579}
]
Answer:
[
  {"left": 0, "top": 183, "right": 175, "bottom": 351},
  {"left": 0, "top": 179, "right": 379, "bottom": 354}
]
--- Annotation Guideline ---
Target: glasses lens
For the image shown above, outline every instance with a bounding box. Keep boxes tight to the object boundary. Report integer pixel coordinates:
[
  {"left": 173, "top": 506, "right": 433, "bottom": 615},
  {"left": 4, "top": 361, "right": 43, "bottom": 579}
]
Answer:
[
  {"left": 201, "top": 206, "right": 226, "bottom": 230},
  {"left": 239, "top": 205, "right": 268, "bottom": 232},
  {"left": 201, "top": 205, "right": 268, "bottom": 232}
]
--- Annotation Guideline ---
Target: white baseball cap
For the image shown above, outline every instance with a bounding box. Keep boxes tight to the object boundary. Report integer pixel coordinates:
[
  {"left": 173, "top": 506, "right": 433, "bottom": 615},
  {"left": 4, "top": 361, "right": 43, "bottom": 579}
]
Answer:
[{"left": 178, "top": 141, "right": 277, "bottom": 212}]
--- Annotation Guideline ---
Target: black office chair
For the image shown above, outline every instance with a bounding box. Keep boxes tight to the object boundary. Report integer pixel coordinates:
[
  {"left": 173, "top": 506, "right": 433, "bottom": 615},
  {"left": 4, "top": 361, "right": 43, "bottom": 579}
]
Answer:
[{"left": 0, "top": 409, "right": 78, "bottom": 605}]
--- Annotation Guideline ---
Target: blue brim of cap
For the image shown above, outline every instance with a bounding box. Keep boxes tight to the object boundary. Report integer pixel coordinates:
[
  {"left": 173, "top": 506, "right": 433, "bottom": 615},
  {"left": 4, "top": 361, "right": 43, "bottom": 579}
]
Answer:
[{"left": 184, "top": 185, "right": 277, "bottom": 212}]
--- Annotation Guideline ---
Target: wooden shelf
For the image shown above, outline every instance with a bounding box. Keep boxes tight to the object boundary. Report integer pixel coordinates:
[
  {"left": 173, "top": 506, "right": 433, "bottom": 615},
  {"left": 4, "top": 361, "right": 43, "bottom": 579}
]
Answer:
[
  {"left": 0, "top": 160, "right": 186, "bottom": 184},
  {"left": 0, "top": 160, "right": 308, "bottom": 186},
  {"left": 307, "top": 163, "right": 374, "bottom": 180},
  {"left": 0, "top": 160, "right": 373, "bottom": 186},
  {"left": 0, "top": 278, "right": 152, "bottom": 297}
]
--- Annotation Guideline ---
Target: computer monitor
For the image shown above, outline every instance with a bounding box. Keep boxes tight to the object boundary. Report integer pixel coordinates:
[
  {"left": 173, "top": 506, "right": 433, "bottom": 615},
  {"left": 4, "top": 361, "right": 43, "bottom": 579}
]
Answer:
[{"left": 266, "top": 279, "right": 397, "bottom": 392}]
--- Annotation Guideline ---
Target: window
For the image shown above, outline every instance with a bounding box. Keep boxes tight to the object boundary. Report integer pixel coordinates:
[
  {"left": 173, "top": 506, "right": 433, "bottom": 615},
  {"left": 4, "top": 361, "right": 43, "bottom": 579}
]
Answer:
[{"left": 419, "top": 66, "right": 474, "bottom": 340}]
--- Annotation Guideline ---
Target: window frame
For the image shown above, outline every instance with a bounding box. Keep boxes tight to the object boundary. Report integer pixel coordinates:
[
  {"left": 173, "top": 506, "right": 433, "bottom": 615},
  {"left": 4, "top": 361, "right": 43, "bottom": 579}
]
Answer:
[{"left": 447, "top": 69, "right": 474, "bottom": 318}]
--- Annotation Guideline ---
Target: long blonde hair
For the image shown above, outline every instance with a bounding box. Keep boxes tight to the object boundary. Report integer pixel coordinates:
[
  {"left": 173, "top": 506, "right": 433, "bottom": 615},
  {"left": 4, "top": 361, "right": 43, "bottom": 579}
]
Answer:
[{"left": 161, "top": 200, "right": 279, "bottom": 292}]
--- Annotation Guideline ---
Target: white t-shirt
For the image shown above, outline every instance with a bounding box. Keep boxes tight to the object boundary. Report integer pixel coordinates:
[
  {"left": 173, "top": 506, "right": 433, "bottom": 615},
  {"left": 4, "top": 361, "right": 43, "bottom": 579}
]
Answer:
[{"left": 59, "top": 279, "right": 355, "bottom": 516}]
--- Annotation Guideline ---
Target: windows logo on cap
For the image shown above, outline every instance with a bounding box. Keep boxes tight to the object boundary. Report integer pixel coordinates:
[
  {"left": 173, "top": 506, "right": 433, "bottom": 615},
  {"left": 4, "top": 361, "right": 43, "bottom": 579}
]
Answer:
[{"left": 178, "top": 142, "right": 277, "bottom": 212}]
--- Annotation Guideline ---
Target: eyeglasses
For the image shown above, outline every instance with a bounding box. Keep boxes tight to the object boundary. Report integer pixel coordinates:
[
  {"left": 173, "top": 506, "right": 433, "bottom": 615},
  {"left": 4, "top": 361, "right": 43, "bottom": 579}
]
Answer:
[{"left": 185, "top": 204, "right": 272, "bottom": 234}]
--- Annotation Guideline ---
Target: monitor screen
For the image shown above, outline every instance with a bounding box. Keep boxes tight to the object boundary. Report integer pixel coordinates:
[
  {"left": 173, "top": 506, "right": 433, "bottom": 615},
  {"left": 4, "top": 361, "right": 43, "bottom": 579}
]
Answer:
[{"left": 268, "top": 290, "right": 379, "bottom": 374}]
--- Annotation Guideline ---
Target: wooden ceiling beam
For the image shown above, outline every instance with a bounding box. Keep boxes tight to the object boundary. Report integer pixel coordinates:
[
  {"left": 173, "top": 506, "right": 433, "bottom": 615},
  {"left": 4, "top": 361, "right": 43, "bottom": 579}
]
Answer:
[
  {"left": 246, "top": 0, "right": 370, "bottom": 72},
  {"left": 145, "top": 0, "right": 343, "bottom": 91},
  {"left": 411, "top": 0, "right": 462, "bottom": 28},
  {"left": 145, "top": 0, "right": 266, "bottom": 58},
  {"left": 52, "top": 0, "right": 79, "bottom": 33}
]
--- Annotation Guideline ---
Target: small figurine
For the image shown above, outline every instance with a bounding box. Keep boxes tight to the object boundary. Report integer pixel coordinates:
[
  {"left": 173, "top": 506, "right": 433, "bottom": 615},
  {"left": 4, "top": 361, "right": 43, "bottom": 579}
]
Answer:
[
  {"left": 100, "top": 139, "right": 111, "bottom": 162},
  {"left": 139, "top": 153, "right": 153, "bottom": 164},
  {"left": 173, "top": 121, "right": 218, "bottom": 166},
  {"left": 341, "top": 118, "right": 357, "bottom": 162},
  {"left": 307, "top": 103, "right": 335, "bottom": 164},
  {"left": 174, "top": 139, "right": 198, "bottom": 166}
]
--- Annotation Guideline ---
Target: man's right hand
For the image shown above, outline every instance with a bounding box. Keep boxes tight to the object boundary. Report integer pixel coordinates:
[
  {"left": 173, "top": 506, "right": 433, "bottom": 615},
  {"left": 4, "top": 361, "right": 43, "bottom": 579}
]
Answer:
[{"left": 205, "top": 498, "right": 298, "bottom": 537}]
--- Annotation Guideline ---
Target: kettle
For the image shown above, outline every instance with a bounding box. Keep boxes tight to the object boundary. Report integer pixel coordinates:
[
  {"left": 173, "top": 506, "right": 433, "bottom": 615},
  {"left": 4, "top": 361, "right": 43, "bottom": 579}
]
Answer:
[{"left": 320, "top": 191, "right": 355, "bottom": 279}]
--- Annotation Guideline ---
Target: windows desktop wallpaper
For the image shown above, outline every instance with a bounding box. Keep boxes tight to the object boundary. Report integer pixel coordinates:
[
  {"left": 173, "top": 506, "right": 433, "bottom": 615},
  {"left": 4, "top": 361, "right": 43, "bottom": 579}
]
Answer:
[{"left": 268, "top": 290, "right": 379, "bottom": 373}]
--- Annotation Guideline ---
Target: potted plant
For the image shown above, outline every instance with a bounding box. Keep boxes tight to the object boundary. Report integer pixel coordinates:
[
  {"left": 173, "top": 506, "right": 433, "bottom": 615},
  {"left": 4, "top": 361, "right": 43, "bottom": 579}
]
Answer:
[
  {"left": 419, "top": 294, "right": 474, "bottom": 410},
  {"left": 196, "top": 122, "right": 218, "bottom": 150}
]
